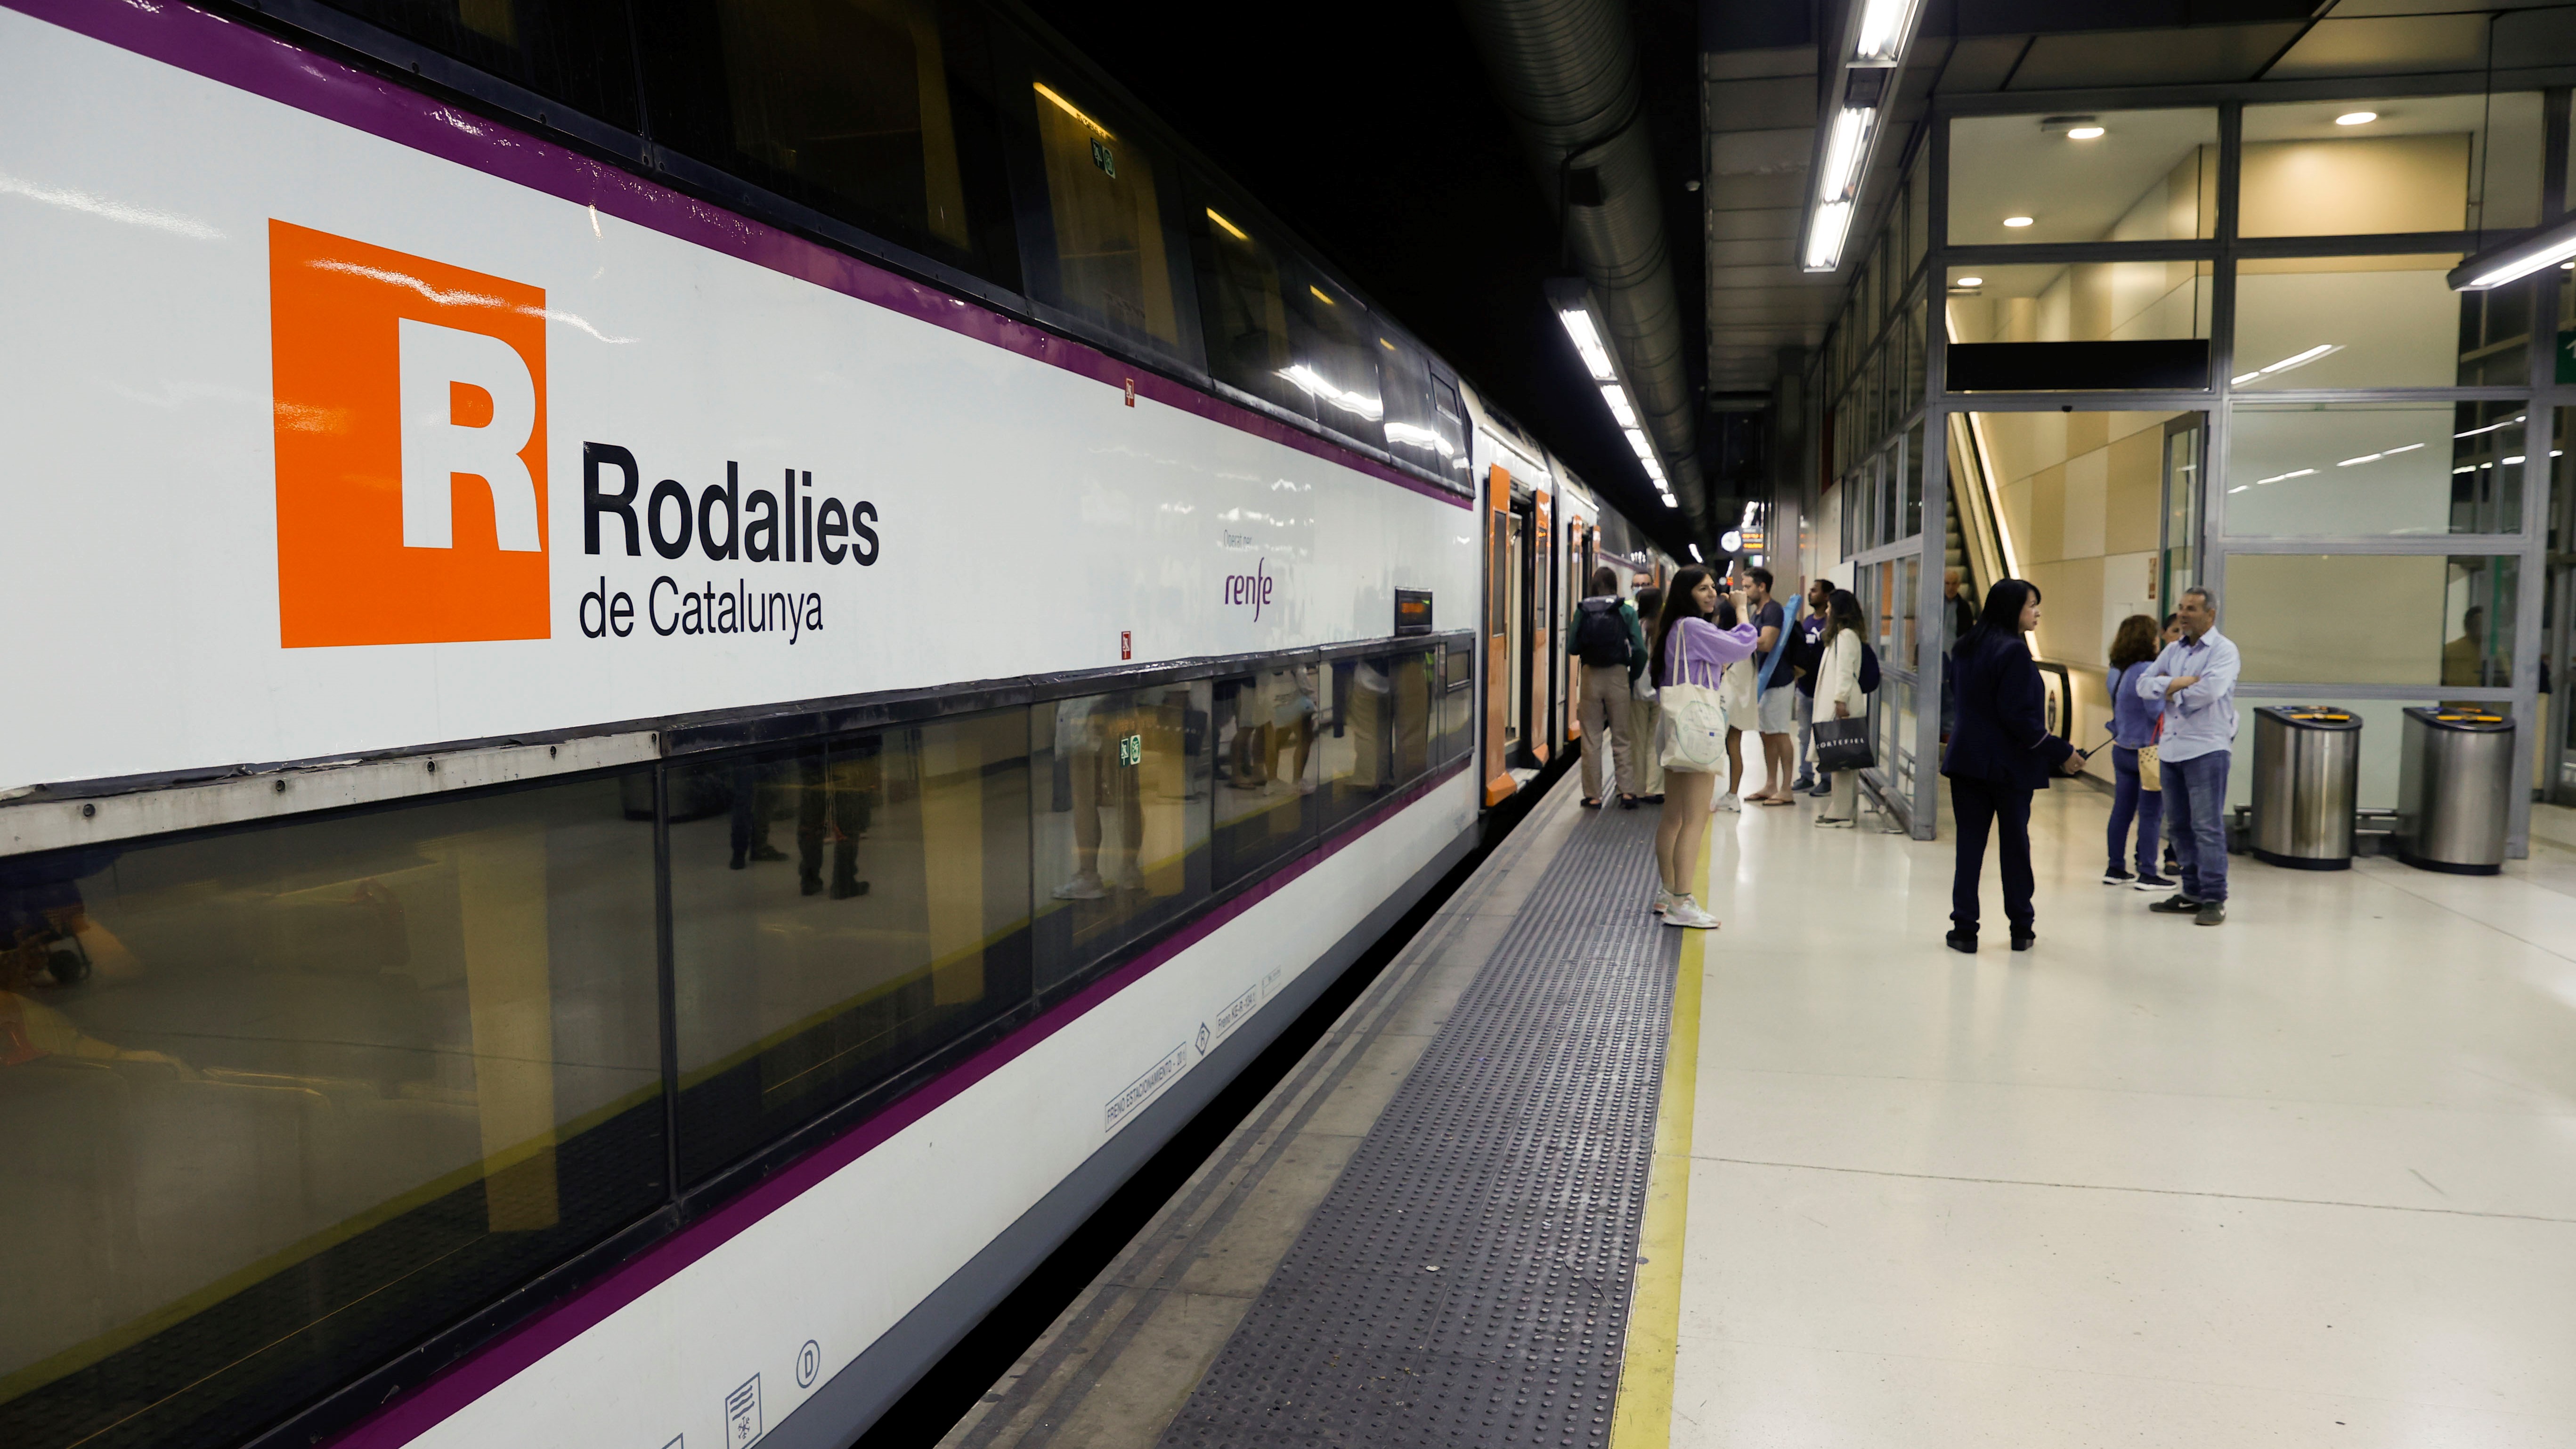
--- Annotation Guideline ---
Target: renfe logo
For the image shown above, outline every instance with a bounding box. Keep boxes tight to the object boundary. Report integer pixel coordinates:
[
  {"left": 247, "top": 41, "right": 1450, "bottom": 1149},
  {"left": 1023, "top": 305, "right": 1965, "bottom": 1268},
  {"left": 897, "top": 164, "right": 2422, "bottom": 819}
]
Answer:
[
  {"left": 270, "top": 220, "right": 549, "bottom": 646},
  {"left": 1223, "top": 558, "right": 1274, "bottom": 621}
]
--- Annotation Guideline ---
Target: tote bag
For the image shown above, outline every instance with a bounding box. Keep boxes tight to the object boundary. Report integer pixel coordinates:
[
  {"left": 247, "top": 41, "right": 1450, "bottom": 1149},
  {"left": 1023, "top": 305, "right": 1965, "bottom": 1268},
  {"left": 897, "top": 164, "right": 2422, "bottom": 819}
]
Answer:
[{"left": 1659, "top": 680, "right": 1729, "bottom": 773}]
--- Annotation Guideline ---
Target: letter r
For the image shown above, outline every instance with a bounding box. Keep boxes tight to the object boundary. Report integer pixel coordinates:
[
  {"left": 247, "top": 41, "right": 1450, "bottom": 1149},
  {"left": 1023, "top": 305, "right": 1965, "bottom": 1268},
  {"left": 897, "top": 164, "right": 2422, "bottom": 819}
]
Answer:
[{"left": 399, "top": 317, "right": 541, "bottom": 551}]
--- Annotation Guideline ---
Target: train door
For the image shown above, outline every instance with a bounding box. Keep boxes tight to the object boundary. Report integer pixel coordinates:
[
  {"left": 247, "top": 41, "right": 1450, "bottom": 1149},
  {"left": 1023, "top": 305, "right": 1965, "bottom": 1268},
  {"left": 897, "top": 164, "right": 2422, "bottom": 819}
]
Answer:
[
  {"left": 1483, "top": 465, "right": 1515, "bottom": 805},
  {"left": 1526, "top": 489, "right": 1551, "bottom": 765},
  {"left": 1567, "top": 522, "right": 1592, "bottom": 742}
]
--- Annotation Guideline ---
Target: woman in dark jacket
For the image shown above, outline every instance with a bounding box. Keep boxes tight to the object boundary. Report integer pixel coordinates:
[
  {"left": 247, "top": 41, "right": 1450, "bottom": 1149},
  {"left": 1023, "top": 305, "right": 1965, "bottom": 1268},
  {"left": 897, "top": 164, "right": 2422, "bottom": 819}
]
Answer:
[{"left": 1939, "top": 579, "right": 2081, "bottom": 954}]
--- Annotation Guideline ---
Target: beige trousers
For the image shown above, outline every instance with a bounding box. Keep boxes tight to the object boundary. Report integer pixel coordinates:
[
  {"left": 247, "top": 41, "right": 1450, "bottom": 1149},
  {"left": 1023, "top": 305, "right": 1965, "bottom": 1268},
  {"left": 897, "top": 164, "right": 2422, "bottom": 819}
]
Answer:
[{"left": 1579, "top": 665, "right": 1634, "bottom": 798}]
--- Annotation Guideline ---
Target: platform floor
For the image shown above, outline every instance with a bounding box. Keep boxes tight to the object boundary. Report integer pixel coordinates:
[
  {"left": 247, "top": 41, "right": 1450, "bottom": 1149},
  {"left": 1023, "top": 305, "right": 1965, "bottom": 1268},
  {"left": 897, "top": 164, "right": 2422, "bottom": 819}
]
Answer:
[{"left": 943, "top": 775, "right": 2576, "bottom": 1448}]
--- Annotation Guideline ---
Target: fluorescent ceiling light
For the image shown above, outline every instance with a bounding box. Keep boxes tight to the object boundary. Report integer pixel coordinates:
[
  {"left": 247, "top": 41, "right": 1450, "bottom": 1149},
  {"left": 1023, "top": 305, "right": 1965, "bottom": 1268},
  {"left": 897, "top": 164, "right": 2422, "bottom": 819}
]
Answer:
[
  {"left": 1953, "top": 275, "right": 1983, "bottom": 287},
  {"left": 2065, "top": 125, "right": 2105, "bottom": 140},
  {"left": 1817, "top": 106, "right": 1874, "bottom": 203},
  {"left": 1602, "top": 384, "right": 1638, "bottom": 428},
  {"left": 2335, "top": 112, "right": 2377, "bottom": 126},
  {"left": 2384, "top": 442, "right": 2424, "bottom": 456},
  {"left": 2454, "top": 414, "right": 2523, "bottom": 439},
  {"left": 2504, "top": 454, "right": 2526, "bottom": 464},
  {"left": 1308, "top": 285, "right": 1336, "bottom": 306},
  {"left": 2337, "top": 452, "right": 2382, "bottom": 467},
  {"left": 1205, "top": 208, "right": 1246, "bottom": 240},
  {"left": 2002, "top": 215, "right": 2034, "bottom": 228},
  {"left": 1556, "top": 307, "right": 1617, "bottom": 381},
  {"left": 2452, "top": 212, "right": 2576, "bottom": 289},
  {"left": 2255, "top": 468, "right": 2316, "bottom": 485},
  {"left": 1663, "top": 496, "right": 1681, "bottom": 509},
  {"left": 1852, "top": 0, "right": 1917, "bottom": 59},
  {"left": 1805, "top": 199, "right": 1853, "bottom": 271},
  {"left": 1689, "top": 544, "right": 1703, "bottom": 561},
  {"left": 1624, "top": 428, "right": 1655, "bottom": 460}
]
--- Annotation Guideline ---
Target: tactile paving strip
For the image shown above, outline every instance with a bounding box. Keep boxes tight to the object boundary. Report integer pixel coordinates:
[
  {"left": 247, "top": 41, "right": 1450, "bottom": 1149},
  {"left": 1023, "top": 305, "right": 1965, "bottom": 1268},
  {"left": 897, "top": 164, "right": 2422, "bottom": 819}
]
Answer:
[{"left": 1158, "top": 797, "right": 1677, "bottom": 1448}]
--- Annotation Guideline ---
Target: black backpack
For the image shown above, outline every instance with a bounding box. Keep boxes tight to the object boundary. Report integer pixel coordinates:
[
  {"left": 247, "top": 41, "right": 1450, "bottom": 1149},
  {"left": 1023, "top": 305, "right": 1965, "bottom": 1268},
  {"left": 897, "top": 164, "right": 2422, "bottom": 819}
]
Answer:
[
  {"left": 1858, "top": 641, "right": 1882, "bottom": 694},
  {"left": 1574, "top": 597, "right": 1630, "bottom": 668}
]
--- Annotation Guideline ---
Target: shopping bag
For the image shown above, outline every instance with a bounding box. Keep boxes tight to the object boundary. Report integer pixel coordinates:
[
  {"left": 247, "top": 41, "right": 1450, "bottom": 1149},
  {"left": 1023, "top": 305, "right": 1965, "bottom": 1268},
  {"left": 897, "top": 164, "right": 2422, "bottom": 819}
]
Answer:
[{"left": 1811, "top": 714, "right": 1875, "bottom": 773}]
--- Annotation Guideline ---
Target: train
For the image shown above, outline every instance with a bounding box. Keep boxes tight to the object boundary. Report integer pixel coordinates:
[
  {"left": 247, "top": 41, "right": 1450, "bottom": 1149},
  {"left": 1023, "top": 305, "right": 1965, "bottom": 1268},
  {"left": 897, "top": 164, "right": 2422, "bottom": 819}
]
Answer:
[{"left": 0, "top": 1, "right": 1674, "bottom": 1446}]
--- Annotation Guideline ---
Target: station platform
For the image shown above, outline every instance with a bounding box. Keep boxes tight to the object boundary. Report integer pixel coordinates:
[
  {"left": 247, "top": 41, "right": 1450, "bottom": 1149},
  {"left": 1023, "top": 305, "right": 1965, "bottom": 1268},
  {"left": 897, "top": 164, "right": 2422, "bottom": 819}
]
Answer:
[{"left": 941, "top": 771, "right": 2576, "bottom": 1449}]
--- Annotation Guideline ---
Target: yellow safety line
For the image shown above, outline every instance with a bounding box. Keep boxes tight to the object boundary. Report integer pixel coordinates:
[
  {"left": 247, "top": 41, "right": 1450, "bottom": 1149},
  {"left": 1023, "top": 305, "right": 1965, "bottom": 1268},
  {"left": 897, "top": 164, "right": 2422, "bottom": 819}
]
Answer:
[{"left": 1609, "top": 813, "right": 1711, "bottom": 1449}]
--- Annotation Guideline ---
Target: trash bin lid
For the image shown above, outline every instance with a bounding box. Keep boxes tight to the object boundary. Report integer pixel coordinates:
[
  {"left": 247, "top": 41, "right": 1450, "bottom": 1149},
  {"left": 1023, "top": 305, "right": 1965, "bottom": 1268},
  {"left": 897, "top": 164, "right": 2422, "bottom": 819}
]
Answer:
[
  {"left": 2255, "top": 705, "right": 2360, "bottom": 729},
  {"left": 2404, "top": 705, "right": 2513, "bottom": 732}
]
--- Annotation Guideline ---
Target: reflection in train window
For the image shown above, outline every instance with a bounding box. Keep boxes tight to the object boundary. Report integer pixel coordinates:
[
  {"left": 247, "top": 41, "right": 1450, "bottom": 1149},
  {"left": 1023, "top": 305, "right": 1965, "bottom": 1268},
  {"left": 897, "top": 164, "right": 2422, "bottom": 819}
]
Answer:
[
  {"left": 668, "top": 713, "right": 1033, "bottom": 1185},
  {"left": 1283, "top": 269, "right": 1387, "bottom": 451},
  {"left": 1441, "top": 635, "right": 1476, "bottom": 764},
  {"left": 317, "top": 0, "right": 644, "bottom": 130},
  {"left": 1192, "top": 195, "right": 1312, "bottom": 419},
  {"left": 1032, "top": 684, "right": 1211, "bottom": 994},
  {"left": 1027, "top": 74, "right": 1183, "bottom": 348},
  {"left": 0, "top": 775, "right": 663, "bottom": 1449},
  {"left": 636, "top": 0, "right": 1018, "bottom": 281},
  {"left": 1213, "top": 667, "right": 1319, "bottom": 887},
  {"left": 1389, "top": 647, "right": 1438, "bottom": 785}
]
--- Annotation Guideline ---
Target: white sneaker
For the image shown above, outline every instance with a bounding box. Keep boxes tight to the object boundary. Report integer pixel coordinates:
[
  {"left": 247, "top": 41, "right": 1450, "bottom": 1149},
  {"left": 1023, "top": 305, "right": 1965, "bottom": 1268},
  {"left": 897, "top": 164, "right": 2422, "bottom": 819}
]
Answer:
[
  {"left": 1052, "top": 871, "right": 1109, "bottom": 901},
  {"left": 1663, "top": 895, "right": 1720, "bottom": 929},
  {"left": 1718, "top": 792, "right": 1742, "bottom": 812},
  {"left": 1651, "top": 888, "right": 1672, "bottom": 916}
]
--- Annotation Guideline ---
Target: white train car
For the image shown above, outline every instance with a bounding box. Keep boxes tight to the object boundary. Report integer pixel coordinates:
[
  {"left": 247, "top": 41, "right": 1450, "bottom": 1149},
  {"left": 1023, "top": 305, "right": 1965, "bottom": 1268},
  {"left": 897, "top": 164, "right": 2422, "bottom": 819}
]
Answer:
[{"left": 0, "top": 2, "right": 1668, "bottom": 1447}]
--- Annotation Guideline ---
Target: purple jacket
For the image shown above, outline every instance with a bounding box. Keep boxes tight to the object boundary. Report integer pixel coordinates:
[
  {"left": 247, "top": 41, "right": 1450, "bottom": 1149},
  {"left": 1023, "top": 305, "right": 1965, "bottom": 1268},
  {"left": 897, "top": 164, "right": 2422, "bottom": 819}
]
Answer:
[{"left": 1657, "top": 617, "right": 1762, "bottom": 690}]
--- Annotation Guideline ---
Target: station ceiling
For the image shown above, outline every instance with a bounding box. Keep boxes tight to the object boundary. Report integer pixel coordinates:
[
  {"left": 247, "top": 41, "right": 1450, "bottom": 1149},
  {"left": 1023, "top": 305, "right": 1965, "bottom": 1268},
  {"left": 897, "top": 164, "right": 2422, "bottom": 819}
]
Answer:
[{"left": 1704, "top": 0, "right": 2576, "bottom": 396}]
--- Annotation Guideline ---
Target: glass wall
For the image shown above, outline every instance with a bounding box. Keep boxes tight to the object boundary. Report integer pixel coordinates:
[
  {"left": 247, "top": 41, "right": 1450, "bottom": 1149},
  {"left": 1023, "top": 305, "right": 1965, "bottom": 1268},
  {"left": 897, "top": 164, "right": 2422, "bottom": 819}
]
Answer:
[
  {"left": 1899, "top": 85, "right": 2556, "bottom": 842},
  {"left": 0, "top": 633, "right": 1472, "bottom": 1449}
]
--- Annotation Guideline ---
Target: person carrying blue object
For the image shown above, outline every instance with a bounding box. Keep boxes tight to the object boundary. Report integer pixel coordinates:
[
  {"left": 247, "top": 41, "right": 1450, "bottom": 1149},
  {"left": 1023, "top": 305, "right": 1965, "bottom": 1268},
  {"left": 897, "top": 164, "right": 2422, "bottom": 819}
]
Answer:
[
  {"left": 2136, "top": 586, "right": 2239, "bottom": 926},
  {"left": 2103, "top": 615, "right": 2171, "bottom": 892}
]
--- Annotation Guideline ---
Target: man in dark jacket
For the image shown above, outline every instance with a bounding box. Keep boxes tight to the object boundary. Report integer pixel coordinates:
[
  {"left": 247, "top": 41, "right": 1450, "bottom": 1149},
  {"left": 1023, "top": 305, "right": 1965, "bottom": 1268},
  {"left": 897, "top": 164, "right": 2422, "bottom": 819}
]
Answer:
[{"left": 1939, "top": 580, "right": 2082, "bottom": 952}]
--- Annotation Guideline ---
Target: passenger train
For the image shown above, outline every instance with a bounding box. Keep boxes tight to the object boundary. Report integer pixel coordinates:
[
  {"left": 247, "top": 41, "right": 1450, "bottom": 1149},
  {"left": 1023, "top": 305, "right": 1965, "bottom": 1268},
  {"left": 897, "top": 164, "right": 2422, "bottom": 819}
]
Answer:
[{"left": 0, "top": 1, "right": 1672, "bottom": 1446}]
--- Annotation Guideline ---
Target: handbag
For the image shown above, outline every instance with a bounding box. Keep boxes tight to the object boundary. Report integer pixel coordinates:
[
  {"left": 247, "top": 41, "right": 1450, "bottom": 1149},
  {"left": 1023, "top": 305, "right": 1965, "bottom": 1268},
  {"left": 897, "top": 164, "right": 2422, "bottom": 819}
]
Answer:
[
  {"left": 1811, "top": 713, "right": 1875, "bottom": 773},
  {"left": 1658, "top": 680, "right": 1729, "bottom": 773},
  {"left": 2130, "top": 664, "right": 2162, "bottom": 792}
]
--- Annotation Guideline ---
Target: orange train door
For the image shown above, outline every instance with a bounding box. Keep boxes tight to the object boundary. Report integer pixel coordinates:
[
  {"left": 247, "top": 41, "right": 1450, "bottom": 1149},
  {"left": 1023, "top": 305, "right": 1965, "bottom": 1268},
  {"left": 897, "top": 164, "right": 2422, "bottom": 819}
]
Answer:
[
  {"left": 1483, "top": 465, "right": 1514, "bottom": 806},
  {"left": 1566, "top": 522, "right": 1592, "bottom": 741},
  {"left": 1526, "top": 488, "right": 1552, "bottom": 766}
]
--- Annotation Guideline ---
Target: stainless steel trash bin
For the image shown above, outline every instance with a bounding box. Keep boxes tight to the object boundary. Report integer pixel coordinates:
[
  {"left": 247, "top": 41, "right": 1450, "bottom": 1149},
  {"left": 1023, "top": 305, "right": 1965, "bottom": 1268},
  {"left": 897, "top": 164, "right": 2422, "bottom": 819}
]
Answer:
[
  {"left": 2396, "top": 708, "right": 2514, "bottom": 874},
  {"left": 2250, "top": 706, "right": 2361, "bottom": 870}
]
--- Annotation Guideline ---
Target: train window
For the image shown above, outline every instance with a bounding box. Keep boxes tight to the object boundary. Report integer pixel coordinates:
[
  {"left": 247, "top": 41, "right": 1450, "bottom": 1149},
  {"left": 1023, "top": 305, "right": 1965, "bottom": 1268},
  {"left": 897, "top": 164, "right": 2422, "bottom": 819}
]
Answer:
[
  {"left": 1388, "top": 646, "right": 1439, "bottom": 786},
  {"left": 1315, "top": 656, "right": 1391, "bottom": 831},
  {"left": 1284, "top": 268, "right": 1388, "bottom": 451},
  {"left": 1189, "top": 194, "right": 1315, "bottom": 420},
  {"left": 667, "top": 712, "right": 1032, "bottom": 1185},
  {"left": 1441, "top": 635, "right": 1476, "bottom": 764},
  {"left": 1022, "top": 73, "right": 1189, "bottom": 351},
  {"left": 1032, "top": 684, "right": 1211, "bottom": 994},
  {"left": 1212, "top": 667, "right": 1319, "bottom": 887},
  {"left": 1430, "top": 380, "right": 1472, "bottom": 489},
  {"left": 0, "top": 774, "right": 663, "bottom": 1449},
  {"left": 316, "top": 0, "right": 643, "bottom": 130},
  {"left": 635, "top": 0, "right": 1020, "bottom": 283},
  {"left": 1377, "top": 336, "right": 1446, "bottom": 476}
]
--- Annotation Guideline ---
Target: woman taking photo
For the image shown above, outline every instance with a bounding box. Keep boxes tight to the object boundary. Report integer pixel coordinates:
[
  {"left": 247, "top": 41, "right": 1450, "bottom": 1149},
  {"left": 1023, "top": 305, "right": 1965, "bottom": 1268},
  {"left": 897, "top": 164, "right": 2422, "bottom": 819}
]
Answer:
[
  {"left": 1649, "top": 567, "right": 1762, "bottom": 929},
  {"left": 2104, "top": 614, "right": 2169, "bottom": 889},
  {"left": 1940, "top": 579, "right": 2080, "bottom": 953},
  {"left": 1809, "top": 588, "right": 1869, "bottom": 828}
]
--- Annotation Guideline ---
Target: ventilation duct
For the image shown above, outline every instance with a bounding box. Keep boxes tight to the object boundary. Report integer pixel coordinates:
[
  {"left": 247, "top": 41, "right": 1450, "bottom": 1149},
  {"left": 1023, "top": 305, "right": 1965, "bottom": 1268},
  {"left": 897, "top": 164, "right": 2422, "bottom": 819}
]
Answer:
[{"left": 1458, "top": 0, "right": 1705, "bottom": 534}]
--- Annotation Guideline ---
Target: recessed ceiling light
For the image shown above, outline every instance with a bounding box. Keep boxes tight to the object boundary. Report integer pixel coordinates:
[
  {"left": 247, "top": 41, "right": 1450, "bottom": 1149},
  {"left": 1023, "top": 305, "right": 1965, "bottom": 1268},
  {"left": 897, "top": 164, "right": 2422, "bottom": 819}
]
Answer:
[
  {"left": 2065, "top": 125, "right": 2105, "bottom": 140},
  {"left": 2335, "top": 111, "right": 2378, "bottom": 126},
  {"left": 2003, "top": 215, "right": 2034, "bottom": 228},
  {"left": 1954, "top": 276, "right": 1984, "bottom": 287}
]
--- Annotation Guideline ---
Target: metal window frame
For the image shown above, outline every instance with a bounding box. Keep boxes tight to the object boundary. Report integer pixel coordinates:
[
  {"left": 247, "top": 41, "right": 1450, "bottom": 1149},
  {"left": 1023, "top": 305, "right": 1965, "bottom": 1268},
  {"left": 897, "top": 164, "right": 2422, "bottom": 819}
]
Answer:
[{"left": 1878, "top": 83, "right": 2570, "bottom": 854}]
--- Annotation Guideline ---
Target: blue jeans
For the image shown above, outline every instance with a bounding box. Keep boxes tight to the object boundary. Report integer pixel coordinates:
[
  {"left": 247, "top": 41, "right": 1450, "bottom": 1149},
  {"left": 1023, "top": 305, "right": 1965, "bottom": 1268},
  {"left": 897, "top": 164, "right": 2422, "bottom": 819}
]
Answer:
[
  {"left": 2162, "top": 751, "right": 2230, "bottom": 903},
  {"left": 2107, "top": 745, "right": 2163, "bottom": 875}
]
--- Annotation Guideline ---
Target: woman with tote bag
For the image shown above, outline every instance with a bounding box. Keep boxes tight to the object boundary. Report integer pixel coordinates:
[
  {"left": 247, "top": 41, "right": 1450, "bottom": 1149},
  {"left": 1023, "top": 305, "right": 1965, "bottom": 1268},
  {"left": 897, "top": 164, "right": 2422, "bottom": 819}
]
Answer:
[
  {"left": 1809, "top": 589, "right": 1870, "bottom": 828},
  {"left": 1648, "top": 567, "right": 1762, "bottom": 928}
]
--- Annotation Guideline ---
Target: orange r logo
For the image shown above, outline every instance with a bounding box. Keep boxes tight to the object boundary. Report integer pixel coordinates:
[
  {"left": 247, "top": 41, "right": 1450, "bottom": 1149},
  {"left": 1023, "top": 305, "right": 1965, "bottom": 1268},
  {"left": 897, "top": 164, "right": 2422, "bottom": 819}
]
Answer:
[{"left": 270, "top": 220, "right": 550, "bottom": 646}]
